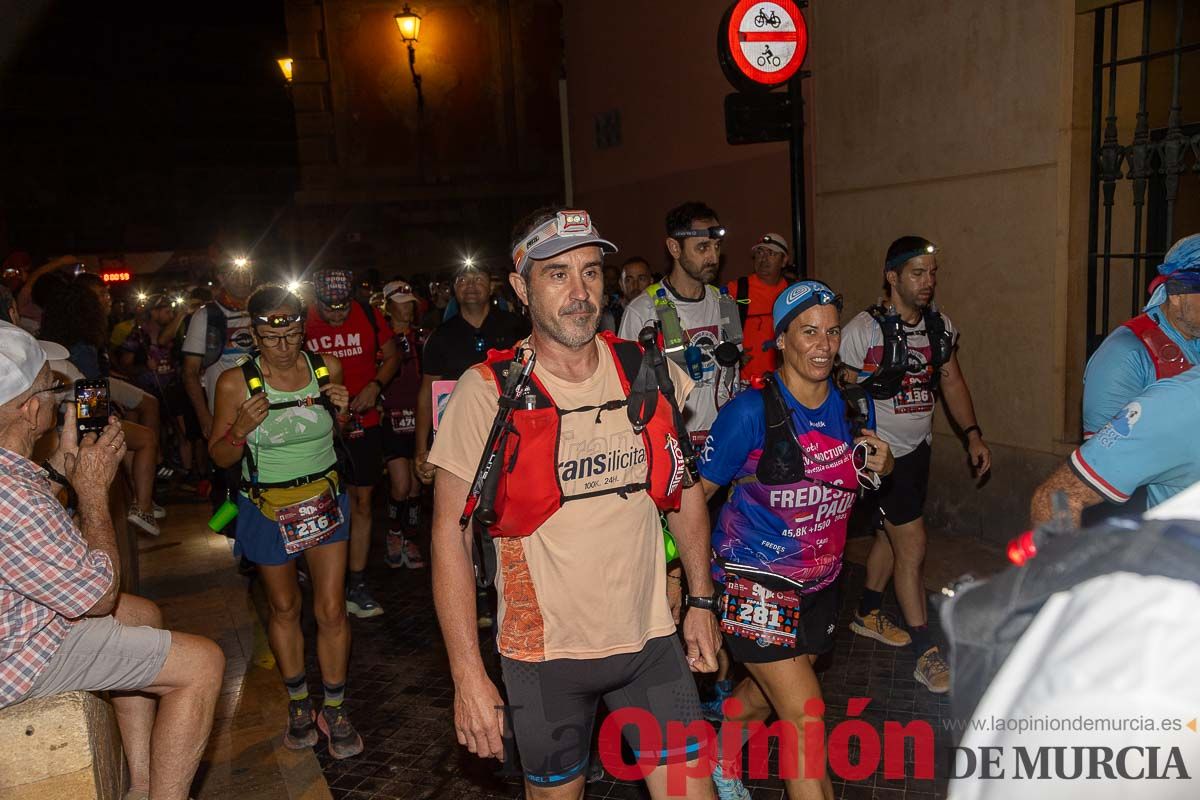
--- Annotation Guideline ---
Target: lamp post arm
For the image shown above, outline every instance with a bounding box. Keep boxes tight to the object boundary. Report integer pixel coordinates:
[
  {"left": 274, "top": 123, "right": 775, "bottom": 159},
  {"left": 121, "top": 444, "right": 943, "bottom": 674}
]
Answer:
[{"left": 407, "top": 42, "right": 424, "bottom": 112}]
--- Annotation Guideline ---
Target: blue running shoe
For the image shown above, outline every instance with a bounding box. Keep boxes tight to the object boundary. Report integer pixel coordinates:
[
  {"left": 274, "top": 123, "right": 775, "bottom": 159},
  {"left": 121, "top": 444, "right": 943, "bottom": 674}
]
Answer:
[
  {"left": 700, "top": 679, "right": 734, "bottom": 722},
  {"left": 711, "top": 762, "right": 751, "bottom": 800}
]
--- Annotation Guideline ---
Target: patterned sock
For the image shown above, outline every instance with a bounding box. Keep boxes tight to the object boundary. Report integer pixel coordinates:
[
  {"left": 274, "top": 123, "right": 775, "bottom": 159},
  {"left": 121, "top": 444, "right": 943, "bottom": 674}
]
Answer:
[
  {"left": 908, "top": 624, "right": 933, "bottom": 654},
  {"left": 323, "top": 681, "right": 346, "bottom": 709},
  {"left": 406, "top": 497, "right": 421, "bottom": 529},
  {"left": 858, "top": 589, "right": 884, "bottom": 617},
  {"left": 387, "top": 497, "right": 405, "bottom": 534},
  {"left": 284, "top": 673, "right": 309, "bottom": 702}
]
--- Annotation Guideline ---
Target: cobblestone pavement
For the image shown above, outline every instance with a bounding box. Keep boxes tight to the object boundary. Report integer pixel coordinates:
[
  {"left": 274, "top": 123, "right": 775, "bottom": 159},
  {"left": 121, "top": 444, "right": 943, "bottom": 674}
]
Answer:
[{"left": 297, "top": 527, "right": 955, "bottom": 800}]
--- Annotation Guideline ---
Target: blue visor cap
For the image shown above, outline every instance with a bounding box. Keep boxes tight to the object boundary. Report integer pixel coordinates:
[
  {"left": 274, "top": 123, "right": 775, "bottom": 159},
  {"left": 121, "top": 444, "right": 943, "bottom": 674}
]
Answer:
[{"left": 772, "top": 280, "right": 843, "bottom": 338}]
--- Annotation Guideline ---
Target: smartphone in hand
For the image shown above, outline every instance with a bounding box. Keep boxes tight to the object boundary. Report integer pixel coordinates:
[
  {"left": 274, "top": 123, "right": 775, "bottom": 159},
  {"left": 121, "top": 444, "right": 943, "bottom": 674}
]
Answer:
[{"left": 74, "top": 379, "right": 110, "bottom": 435}]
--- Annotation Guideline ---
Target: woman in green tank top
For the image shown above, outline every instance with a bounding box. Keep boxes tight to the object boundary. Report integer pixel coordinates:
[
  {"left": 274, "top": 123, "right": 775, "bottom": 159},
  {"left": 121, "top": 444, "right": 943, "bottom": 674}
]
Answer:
[{"left": 209, "top": 285, "right": 364, "bottom": 760}]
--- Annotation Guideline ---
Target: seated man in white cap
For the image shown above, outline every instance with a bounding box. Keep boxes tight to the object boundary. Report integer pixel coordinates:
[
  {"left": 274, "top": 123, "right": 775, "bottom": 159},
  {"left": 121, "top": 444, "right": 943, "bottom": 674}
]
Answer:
[{"left": 0, "top": 321, "right": 225, "bottom": 800}]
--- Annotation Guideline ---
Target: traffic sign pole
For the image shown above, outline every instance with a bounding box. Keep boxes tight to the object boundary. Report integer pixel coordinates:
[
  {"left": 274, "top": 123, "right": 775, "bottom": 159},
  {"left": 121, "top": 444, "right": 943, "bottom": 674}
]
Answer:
[
  {"left": 718, "top": 0, "right": 809, "bottom": 276},
  {"left": 788, "top": 75, "right": 806, "bottom": 278}
]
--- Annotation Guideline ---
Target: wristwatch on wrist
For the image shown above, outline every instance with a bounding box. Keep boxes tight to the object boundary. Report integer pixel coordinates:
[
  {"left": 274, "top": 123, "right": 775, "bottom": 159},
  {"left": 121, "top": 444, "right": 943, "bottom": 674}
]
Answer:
[
  {"left": 683, "top": 593, "right": 721, "bottom": 611},
  {"left": 41, "top": 460, "right": 70, "bottom": 488}
]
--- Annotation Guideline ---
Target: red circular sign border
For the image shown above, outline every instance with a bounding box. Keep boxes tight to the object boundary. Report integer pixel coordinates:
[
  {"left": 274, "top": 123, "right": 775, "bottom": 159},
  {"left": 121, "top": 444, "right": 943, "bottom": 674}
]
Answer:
[{"left": 725, "top": 0, "right": 807, "bottom": 86}]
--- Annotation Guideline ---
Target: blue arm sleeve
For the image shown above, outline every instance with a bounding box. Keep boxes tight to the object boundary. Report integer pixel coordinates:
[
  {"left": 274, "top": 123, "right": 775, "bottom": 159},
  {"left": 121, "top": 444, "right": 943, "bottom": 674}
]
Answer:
[{"left": 698, "top": 391, "right": 762, "bottom": 487}]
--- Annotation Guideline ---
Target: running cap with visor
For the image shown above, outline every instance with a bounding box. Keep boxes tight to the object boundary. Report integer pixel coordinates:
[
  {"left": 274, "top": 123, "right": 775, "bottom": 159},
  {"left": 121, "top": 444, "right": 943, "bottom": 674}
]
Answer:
[
  {"left": 752, "top": 233, "right": 789, "bottom": 256},
  {"left": 511, "top": 210, "right": 617, "bottom": 275},
  {"left": 382, "top": 280, "right": 418, "bottom": 305},
  {"left": 313, "top": 268, "right": 354, "bottom": 308}
]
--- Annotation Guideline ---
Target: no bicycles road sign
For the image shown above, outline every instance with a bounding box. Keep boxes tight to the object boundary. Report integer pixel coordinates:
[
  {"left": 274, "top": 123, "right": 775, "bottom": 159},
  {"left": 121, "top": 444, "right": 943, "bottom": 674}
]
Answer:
[{"left": 719, "top": 0, "right": 808, "bottom": 89}]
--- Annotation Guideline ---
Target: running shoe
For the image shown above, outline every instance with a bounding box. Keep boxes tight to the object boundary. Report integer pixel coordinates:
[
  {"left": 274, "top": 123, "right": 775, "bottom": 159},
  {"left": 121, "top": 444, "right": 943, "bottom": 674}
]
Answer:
[
  {"left": 401, "top": 539, "right": 426, "bottom": 569},
  {"left": 345, "top": 583, "right": 384, "bottom": 618},
  {"left": 711, "top": 762, "right": 751, "bottom": 800},
  {"left": 700, "top": 679, "right": 734, "bottom": 722},
  {"left": 127, "top": 508, "right": 160, "bottom": 536},
  {"left": 317, "top": 705, "right": 364, "bottom": 760},
  {"left": 283, "top": 698, "right": 318, "bottom": 749},
  {"left": 384, "top": 532, "right": 406, "bottom": 569},
  {"left": 152, "top": 503, "right": 167, "bottom": 520},
  {"left": 914, "top": 646, "right": 951, "bottom": 694},
  {"left": 849, "top": 609, "right": 912, "bottom": 647}
]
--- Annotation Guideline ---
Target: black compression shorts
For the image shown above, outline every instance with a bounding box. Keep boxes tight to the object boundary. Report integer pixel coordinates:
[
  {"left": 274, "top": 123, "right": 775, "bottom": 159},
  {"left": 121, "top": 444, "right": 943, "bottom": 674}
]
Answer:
[
  {"left": 500, "top": 634, "right": 704, "bottom": 788},
  {"left": 876, "top": 440, "right": 931, "bottom": 526}
]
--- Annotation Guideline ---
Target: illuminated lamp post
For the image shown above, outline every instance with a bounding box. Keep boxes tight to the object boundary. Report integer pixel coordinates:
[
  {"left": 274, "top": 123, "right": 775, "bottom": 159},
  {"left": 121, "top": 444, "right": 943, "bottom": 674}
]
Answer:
[{"left": 394, "top": 5, "right": 424, "bottom": 112}]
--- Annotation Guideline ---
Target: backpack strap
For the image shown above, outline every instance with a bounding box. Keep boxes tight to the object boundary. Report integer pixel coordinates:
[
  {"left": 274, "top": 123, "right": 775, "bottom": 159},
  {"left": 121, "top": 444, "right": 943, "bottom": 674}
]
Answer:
[
  {"left": 923, "top": 307, "right": 955, "bottom": 391},
  {"left": 736, "top": 276, "right": 750, "bottom": 326},
  {"left": 355, "top": 298, "right": 381, "bottom": 359},
  {"left": 1123, "top": 313, "right": 1192, "bottom": 380},
  {"left": 203, "top": 303, "right": 226, "bottom": 369}
]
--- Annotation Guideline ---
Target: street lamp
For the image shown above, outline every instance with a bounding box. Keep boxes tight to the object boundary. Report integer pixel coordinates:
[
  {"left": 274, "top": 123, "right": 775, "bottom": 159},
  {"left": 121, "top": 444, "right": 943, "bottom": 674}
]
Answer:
[
  {"left": 277, "top": 57, "right": 294, "bottom": 85},
  {"left": 394, "top": 5, "right": 424, "bottom": 112}
]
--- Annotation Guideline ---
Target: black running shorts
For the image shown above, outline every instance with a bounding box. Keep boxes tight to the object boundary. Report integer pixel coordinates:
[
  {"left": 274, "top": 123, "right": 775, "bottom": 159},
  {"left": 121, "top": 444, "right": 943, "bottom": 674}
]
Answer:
[
  {"left": 500, "top": 634, "right": 705, "bottom": 788},
  {"left": 335, "top": 425, "right": 384, "bottom": 487},
  {"left": 876, "top": 440, "right": 932, "bottom": 526},
  {"left": 719, "top": 579, "right": 840, "bottom": 663}
]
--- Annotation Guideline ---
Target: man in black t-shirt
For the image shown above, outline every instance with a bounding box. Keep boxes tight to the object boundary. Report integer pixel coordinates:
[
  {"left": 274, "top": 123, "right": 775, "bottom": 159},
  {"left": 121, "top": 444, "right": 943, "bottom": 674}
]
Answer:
[{"left": 414, "top": 263, "right": 528, "bottom": 484}]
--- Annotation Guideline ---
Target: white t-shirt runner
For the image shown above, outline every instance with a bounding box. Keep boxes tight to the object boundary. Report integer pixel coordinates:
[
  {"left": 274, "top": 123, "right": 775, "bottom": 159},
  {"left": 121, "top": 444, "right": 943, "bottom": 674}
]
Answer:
[
  {"left": 181, "top": 301, "right": 253, "bottom": 410},
  {"left": 838, "top": 309, "right": 958, "bottom": 458},
  {"left": 618, "top": 282, "right": 738, "bottom": 445}
]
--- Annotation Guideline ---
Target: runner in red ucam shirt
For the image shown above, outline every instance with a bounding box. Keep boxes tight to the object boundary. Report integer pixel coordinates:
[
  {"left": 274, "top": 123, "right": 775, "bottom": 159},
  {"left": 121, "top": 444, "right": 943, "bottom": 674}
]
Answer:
[
  {"left": 306, "top": 269, "right": 402, "bottom": 618},
  {"left": 698, "top": 281, "right": 893, "bottom": 800}
]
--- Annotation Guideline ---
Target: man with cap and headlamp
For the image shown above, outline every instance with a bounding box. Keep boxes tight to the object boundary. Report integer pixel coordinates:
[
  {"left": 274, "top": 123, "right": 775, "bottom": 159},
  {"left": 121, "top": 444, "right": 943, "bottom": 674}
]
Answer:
[
  {"left": 428, "top": 208, "right": 720, "bottom": 799},
  {"left": 839, "top": 235, "right": 991, "bottom": 695},
  {"left": 379, "top": 280, "right": 428, "bottom": 568},
  {"left": 726, "top": 232, "right": 790, "bottom": 383},
  {"left": 1082, "top": 233, "right": 1200, "bottom": 439},
  {"left": 414, "top": 261, "right": 528, "bottom": 488},
  {"left": 305, "top": 268, "right": 401, "bottom": 618}
]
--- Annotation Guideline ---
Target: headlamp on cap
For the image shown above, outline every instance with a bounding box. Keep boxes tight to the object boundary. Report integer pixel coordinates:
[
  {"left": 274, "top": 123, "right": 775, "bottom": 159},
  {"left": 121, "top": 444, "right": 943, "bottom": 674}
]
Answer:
[
  {"left": 511, "top": 209, "right": 618, "bottom": 274},
  {"left": 670, "top": 226, "right": 727, "bottom": 241}
]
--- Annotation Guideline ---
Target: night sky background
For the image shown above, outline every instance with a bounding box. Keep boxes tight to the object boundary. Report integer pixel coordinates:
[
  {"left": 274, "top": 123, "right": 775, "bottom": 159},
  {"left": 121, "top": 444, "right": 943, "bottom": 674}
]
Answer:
[{"left": 0, "top": 1, "right": 297, "bottom": 259}]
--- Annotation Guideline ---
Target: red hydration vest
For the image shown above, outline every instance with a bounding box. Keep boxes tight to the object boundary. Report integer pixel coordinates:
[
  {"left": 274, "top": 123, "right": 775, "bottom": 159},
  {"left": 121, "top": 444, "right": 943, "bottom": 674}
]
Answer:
[
  {"left": 477, "top": 332, "right": 687, "bottom": 538},
  {"left": 1122, "top": 313, "right": 1191, "bottom": 380}
]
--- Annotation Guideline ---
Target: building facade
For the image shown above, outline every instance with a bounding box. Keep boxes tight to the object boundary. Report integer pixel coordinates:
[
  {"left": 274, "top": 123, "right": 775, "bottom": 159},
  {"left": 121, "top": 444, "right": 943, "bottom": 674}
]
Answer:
[{"left": 563, "top": 0, "right": 1199, "bottom": 541}]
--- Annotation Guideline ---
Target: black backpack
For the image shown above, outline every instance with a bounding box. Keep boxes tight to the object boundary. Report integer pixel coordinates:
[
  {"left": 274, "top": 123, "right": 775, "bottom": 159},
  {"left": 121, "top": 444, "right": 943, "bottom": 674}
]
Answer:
[{"left": 942, "top": 517, "right": 1200, "bottom": 739}]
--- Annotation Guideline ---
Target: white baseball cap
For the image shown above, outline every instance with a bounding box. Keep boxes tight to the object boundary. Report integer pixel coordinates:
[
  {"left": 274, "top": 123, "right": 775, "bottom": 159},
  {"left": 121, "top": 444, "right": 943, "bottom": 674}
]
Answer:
[
  {"left": 752, "top": 233, "right": 789, "bottom": 256},
  {"left": 382, "top": 281, "right": 418, "bottom": 306},
  {"left": 0, "top": 321, "right": 70, "bottom": 406}
]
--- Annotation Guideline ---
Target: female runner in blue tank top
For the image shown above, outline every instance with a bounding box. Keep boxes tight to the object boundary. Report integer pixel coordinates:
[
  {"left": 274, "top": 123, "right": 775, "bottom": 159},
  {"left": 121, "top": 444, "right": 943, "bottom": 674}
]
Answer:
[{"left": 698, "top": 280, "right": 893, "bottom": 800}]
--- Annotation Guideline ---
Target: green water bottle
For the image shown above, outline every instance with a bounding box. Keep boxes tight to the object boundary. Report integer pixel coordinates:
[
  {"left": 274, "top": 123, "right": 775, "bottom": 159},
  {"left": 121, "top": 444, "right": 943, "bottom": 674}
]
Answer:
[
  {"left": 654, "top": 288, "right": 685, "bottom": 353},
  {"left": 208, "top": 499, "right": 238, "bottom": 532}
]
